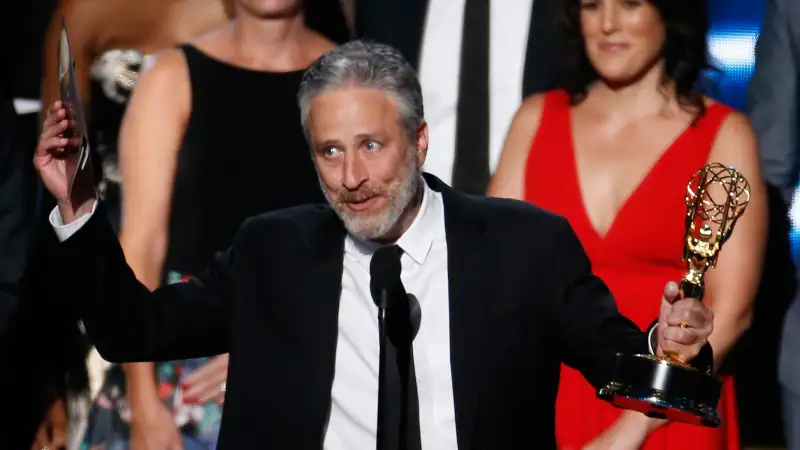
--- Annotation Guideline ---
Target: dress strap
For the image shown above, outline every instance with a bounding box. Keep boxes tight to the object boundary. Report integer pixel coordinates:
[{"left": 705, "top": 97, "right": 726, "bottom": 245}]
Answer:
[{"left": 689, "top": 103, "right": 734, "bottom": 163}]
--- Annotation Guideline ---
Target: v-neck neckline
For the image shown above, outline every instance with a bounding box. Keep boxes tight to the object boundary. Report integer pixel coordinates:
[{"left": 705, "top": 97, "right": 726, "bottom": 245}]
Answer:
[{"left": 564, "top": 104, "right": 719, "bottom": 241}]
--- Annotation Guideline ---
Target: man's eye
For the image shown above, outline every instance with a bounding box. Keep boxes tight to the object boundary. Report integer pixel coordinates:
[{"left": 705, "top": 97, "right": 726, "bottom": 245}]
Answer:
[
  {"left": 364, "top": 141, "right": 382, "bottom": 152},
  {"left": 323, "top": 147, "right": 342, "bottom": 157}
]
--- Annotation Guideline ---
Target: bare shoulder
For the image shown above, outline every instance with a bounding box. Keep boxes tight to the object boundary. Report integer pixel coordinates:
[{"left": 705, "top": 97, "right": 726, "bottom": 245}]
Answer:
[
  {"left": 516, "top": 92, "right": 548, "bottom": 123},
  {"left": 503, "top": 92, "right": 549, "bottom": 149},
  {"left": 61, "top": 0, "right": 166, "bottom": 51},
  {"left": 713, "top": 108, "right": 757, "bottom": 153},
  {"left": 49, "top": 0, "right": 112, "bottom": 48},
  {"left": 135, "top": 48, "right": 190, "bottom": 92},
  {"left": 700, "top": 96, "right": 755, "bottom": 146},
  {"left": 706, "top": 103, "right": 763, "bottom": 182},
  {"left": 122, "top": 47, "right": 191, "bottom": 126},
  {"left": 486, "top": 92, "right": 551, "bottom": 198},
  {"left": 307, "top": 30, "right": 338, "bottom": 57}
]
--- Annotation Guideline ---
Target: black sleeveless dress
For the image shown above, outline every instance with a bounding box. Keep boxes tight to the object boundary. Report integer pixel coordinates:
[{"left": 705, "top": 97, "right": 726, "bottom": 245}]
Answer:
[
  {"left": 164, "top": 45, "right": 325, "bottom": 278},
  {"left": 81, "top": 45, "right": 328, "bottom": 449}
]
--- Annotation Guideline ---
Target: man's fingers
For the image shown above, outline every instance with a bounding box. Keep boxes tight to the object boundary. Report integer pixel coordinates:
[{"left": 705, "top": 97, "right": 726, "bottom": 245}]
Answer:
[
  {"left": 666, "top": 298, "right": 713, "bottom": 329},
  {"left": 663, "top": 326, "right": 699, "bottom": 346},
  {"left": 662, "top": 281, "right": 679, "bottom": 304},
  {"left": 42, "top": 108, "right": 66, "bottom": 133},
  {"left": 49, "top": 100, "right": 62, "bottom": 114},
  {"left": 666, "top": 307, "right": 706, "bottom": 329},
  {"left": 41, "top": 118, "right": 68, "bottom": 141},
  {"left": 37, "top": 137, "right": 68, "bottom": 157}
]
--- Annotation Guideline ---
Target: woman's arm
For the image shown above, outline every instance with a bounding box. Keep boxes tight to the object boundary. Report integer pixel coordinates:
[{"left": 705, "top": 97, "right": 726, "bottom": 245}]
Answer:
[
  {"left": 704, "top": 111, "right": 769, "bottom": 371},
  {"left": 116, "top": 48, "right": 191, "bottom": 436},
  {"left": 485, "top": 94, "right": 545, "bottom": 199}
]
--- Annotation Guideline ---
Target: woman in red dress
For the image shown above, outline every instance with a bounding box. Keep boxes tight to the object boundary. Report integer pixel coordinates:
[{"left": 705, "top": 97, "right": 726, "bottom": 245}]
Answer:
[{"left": 487, "top": 0, "right": 767, "bottom": 449}]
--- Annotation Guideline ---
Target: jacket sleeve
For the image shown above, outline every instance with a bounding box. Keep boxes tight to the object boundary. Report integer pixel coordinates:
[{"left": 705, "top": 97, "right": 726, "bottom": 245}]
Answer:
[
  {"left": 549, "top": 216, "right": 649, "bottom": 389},
  {"left": 51, "top": 202, "right": 243, "bottom": 363}
]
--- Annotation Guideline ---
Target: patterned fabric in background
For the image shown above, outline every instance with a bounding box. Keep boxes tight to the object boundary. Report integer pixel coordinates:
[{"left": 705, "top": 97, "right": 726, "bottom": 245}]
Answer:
[{"left": 80, "top": 272, "right": 223, "bottom": 450}]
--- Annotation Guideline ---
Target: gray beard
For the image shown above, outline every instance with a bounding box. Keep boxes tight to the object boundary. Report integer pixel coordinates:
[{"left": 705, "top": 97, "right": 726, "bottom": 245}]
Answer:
[{"left": 319, "top": 153, "right": 422, "bottom": 241}]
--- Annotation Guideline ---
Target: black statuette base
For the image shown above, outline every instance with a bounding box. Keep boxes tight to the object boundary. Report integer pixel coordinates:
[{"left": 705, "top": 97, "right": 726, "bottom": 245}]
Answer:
[{"left": 596, "top": 353, "right": 723, "bottom": 427}]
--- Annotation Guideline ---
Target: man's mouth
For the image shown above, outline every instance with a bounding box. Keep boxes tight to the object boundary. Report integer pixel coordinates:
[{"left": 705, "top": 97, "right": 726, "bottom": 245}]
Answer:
[{"left": 345, "top": 196, "right": 381, "bottom": 212}]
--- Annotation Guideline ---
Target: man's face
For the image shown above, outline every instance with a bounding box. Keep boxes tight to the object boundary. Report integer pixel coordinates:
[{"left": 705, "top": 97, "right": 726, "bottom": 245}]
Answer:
[{"left": 307, "top": 86, "right": 428, "bottom": 240}]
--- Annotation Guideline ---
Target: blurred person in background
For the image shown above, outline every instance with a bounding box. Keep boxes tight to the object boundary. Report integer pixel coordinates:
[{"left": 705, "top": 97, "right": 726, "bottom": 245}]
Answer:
[
  {"left": 40, "top": 0, "right": 236, "bottom": 231},
  {"left": 39, "top": 3, "right": 237, "bottom": 448},
  {"left": 487, "top": 0, "right": 767, "bottom": 449},
  {"left": 353, "top": 0, "right": 562, "bottom": 195},
  {"left": 41, "top": 0, "right": 351, "bottom": 232},
  {"left": 41, "top": 0, "right": 349, "bottom": 448},
  {"left": 746, "top": 0, "right": 800, "bottom": 447}
]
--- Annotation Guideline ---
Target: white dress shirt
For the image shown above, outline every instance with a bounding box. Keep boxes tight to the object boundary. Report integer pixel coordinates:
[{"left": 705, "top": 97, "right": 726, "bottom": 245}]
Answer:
[
  {"left": 50, "top": 180, "right": 459, "bottom": 449},
  {"left": 418, "top": 0, "right": 535, "bottom": 185}
]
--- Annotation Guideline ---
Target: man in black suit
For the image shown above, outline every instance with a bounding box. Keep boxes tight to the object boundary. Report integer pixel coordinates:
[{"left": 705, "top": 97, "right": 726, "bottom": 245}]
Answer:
[
  {"left": 34, "top": 41, "right": 714, "bottom": 449},
  {"left": 354, "top": 0, "right": 561, "bottom": 195}
]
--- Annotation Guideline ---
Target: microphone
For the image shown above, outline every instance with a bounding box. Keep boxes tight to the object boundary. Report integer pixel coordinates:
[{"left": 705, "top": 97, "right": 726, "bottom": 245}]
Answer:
[
  {"left": 370, "top": 246, "right": 423, "bottom": 450},
  {"left": 370, "top": 247, "right": 421, "bottom": 344},
  {"left": 370, "top": 246, "right": 402, "bottom": 310},
  {"left": 370, "top": 246, "right": 401, "bottom": 450}
]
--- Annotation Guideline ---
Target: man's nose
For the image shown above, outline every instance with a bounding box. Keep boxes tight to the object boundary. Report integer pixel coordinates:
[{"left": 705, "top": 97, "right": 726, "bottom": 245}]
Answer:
[{"left": 342, "top": 152, "right": 368, "bottom": 190}]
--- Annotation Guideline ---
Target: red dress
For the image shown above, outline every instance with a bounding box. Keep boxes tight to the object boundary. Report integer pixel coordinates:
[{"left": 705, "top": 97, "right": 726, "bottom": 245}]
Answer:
[{"left": 524, "top": 90, "right": 741, "bottom": 450}]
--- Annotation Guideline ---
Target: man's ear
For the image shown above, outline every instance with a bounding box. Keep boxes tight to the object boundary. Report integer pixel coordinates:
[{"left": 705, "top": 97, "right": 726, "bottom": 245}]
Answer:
[{"left": 416, "top": 120, "right": 429, "bottom": 166}]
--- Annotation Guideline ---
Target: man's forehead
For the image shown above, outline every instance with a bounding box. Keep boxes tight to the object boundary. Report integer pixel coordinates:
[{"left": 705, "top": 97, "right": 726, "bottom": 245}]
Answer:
[
  {"left": 311, "top": 85, "right": 399, "bottom": 110},
  {"left": 308, "top": 88, "right": 402, "bottom": 133}
]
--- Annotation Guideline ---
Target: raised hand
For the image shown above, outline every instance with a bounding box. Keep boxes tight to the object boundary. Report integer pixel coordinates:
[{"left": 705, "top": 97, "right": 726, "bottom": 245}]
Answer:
[{"left": 33, "top": 100, "right": 95, "bottom": 222}]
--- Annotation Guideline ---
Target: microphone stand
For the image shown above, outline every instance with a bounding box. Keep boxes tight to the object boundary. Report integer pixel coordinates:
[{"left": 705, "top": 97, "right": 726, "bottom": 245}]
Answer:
[{"left": 376, "top": 289, "right": 388, "bottom": 450}]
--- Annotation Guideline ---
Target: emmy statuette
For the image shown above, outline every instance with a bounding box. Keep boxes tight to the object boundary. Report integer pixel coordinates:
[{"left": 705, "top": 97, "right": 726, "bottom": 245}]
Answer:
[{"left": 596, "top": 162, "right": 751, "bottom": 427}]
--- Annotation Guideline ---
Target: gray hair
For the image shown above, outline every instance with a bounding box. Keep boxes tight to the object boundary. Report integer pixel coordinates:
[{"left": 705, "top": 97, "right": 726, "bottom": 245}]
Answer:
[{"left": 298, "top": 40, "right": 425, "bottom": 141}]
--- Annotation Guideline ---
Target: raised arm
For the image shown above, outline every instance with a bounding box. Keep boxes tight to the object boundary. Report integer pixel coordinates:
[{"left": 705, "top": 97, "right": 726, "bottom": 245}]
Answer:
[
  {"left": 50, "top": 205, "right": 235, "bottom": 363},
  {"left": 35, "top": 97, "right": 230, "bottom": 362},
  {"left": 485, "top": 94, "right": 545, "bottom": 199},
  {"left": 746, "top": 0, "right": 799, "bottom": 204},
  {"left": 35, "top": 65, "right": 219, "bottom": 359},
  {"left": 703, "top": 112, "right": 768, "bottom": 371}
]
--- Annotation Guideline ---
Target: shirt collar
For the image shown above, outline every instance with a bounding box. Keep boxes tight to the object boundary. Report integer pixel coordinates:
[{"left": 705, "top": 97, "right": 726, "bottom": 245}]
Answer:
[{"left": 345, "top": 178, "right": 440, "bottom": 267}]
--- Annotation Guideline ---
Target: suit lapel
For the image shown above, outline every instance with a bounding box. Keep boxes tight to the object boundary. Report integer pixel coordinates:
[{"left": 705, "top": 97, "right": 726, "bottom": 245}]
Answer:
[
  {"left": 427, "top": 175, "right": 492, "bottom": 450},
  {"left": 301, "top": 179, "right": 492, "bottom": 446},
  {"left": 302, "top": 207, "right": 347, "bottom": 430}
]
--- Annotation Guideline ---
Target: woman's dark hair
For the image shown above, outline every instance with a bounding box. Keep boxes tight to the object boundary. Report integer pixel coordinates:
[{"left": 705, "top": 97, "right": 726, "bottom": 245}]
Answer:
[{"left": 557, "top": 0, "right": 715, "bottom": 116}]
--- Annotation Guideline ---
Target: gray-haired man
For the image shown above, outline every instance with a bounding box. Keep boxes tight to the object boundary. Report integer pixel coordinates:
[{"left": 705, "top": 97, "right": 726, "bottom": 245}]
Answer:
[{"left": 33, "top": 41, "right": 714, "bottom": 449}]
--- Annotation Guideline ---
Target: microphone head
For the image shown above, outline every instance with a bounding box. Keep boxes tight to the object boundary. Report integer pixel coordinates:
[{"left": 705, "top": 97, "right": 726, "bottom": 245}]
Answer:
[{"left": 369, "top": 245, "right": 402, "bottom": 308}]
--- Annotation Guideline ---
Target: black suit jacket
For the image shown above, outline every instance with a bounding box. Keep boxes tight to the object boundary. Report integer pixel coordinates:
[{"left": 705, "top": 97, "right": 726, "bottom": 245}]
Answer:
[
  {"left": 354, "top": 0, "right": 563, "bottom": 96},
  {"left": 53, "top": 174, "right": 650, "bottom": 449}
]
